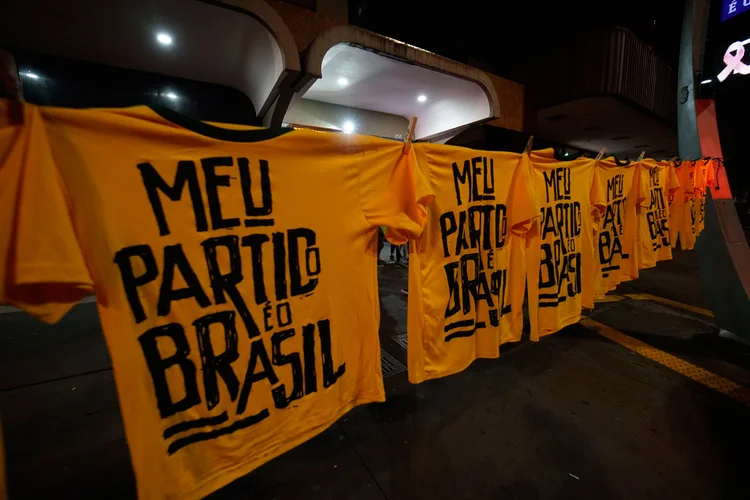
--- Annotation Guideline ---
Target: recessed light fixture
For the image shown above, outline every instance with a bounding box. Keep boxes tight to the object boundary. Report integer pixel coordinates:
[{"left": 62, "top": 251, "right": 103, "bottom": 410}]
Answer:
[
  {"left": 164, "top": 92, "right": 178, "bottom": 100},
  {"left": 337, "top": 77, "right": 349, "bottom": 87},
  {"left": 21, "top": 72, "right": 39, "bottom": 79},
  {"left": 342, "top": 121, "right": 355, "bottom": 133},
  {"left": 700, "top": 79, "right": 712, "bottom": 84},
  {"left": 417, "top": 94, "right": 427, "bottom": 102},
  {"left": 156, "top": 32, "right": 173, "bottom": 46}
]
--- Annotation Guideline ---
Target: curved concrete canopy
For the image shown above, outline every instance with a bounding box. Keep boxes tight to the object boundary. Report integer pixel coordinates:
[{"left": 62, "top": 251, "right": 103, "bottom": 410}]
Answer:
[
  {"left": 0, "top": 0, "right": 300, "bottom": 120},
  {"left": 301, "top": 25, "right": 500, "bottom": 141}
]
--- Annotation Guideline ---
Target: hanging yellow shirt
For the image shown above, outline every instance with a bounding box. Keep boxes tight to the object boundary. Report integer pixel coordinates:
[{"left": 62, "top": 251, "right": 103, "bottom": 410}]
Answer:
[
  {"left": 694, "top": 158, "right": 716, "bottom": 237},
  {"left": 675, "top": 161, "right": 698, "bottom": 250},
  {"left": 636, "top": 160, "right": 680, "bottom": 268},
  {"left": 526, "top": 149, "right": 605, "bottom": 339},
  {"left": 593, "top": 157, "right": 647, "bottom": 296},
  {"left": 407, "top": 144, "right": 538, "bottom": 383},
  {"left": 0, "top": 102, "right": 433, "bottom": 500},
  {"left": 669, "top": 161, "right": 695, "bottom": 250},
  {"left": 1, "top": 101, "right": 93, "bottom": 324}
]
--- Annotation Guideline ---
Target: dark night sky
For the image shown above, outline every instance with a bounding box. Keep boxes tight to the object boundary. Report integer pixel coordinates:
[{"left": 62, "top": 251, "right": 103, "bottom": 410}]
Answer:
[{"left": 350, "top": 0, "right": 686, "bottom": 78}]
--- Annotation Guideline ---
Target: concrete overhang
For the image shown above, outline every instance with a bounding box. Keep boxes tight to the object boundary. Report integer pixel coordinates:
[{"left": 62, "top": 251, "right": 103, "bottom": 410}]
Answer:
[
  {"left": 538, "top": 97, "right": 679, "bottom": 160},
  {"left": 523, "top": 27, "right": 678, "bottom": 159},
  {"left": 292, "top": 25, "right": 500, "bottom": 141},
  {"left": 0, "top": 0, "right": 300, "bottom": 122}
]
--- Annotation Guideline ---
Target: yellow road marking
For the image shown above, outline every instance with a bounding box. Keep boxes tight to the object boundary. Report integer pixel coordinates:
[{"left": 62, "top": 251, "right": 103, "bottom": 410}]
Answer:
[
  {"left": 594, "top": 294, "right": 626, "bottom": 303},
  {"left": 623, "top": 293, "right": 714, "bottom": 317},
  {"left": 622, "top": 293, "right": 650, "bottom": 301},
  {"left": 580, "top": 317, "right": 750, "bottom": 405}
]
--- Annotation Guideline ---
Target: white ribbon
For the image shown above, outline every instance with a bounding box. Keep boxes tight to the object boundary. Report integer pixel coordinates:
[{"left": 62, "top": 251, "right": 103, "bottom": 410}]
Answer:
[{"left": 718, "top": 40, "right": 750, "bottom": 82}]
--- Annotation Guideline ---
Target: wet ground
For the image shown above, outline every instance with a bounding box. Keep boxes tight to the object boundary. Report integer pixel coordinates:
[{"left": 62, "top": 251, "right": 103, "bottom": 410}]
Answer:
[{"left": 2, "top": 246, "right": 750, "bottom": 500}]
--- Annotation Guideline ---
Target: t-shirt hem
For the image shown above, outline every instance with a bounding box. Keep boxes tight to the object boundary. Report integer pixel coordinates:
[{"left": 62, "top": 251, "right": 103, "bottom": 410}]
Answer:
[
  {"left": 537, "top": 315, "right": 582, "bottom": 338},
  {"left": 17, "top": 263, "right": 93, "bottom": 287},
  {"left": 175, "top": 392, "right": 385, "bottom": 500}
]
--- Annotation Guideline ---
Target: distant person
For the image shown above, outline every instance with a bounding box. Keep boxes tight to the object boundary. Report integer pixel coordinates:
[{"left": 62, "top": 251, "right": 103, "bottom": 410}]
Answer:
[
  {"left": 391, "top": 242, "right": 408, "bottom": 264},
  {"left": 390, "top": 242, "right": 403, "bottom": 263},
  {"left": 378, "top": 227, "right": 386, "bottom": 266}
]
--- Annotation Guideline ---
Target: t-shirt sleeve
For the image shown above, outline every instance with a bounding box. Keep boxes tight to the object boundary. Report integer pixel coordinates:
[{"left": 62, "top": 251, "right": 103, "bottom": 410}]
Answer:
[
  {"left": 631, "top": 165, "right": 648, "bottom": 206},
  {"left": 636, "top": 164, "right": 651, "bottom": 208},
  {"left": 684, "top": 166, "right": 696, "bottom": 198},
  {"left": 696, "top": 162, "right": 708, "bottom": 193},
  {"left": 508, "top": 154, "right": 540, "bottom": 235},
  {"left": 590, "top": 165, "right": 606, "bottom": 225},
  {"left": 359, "top": 144, "right": 435, "bottom": 245},
  {"left": 667, "top": 164, "right": 681, "bottom": 201},
  {"left": 1, "top": 104, "right": 93, "bottom": 323}
]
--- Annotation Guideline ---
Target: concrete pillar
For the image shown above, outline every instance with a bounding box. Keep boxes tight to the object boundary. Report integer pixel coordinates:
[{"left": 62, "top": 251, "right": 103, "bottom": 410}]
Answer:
[{"left": 678, "top": 0, "right": 750, "bottom": 337}]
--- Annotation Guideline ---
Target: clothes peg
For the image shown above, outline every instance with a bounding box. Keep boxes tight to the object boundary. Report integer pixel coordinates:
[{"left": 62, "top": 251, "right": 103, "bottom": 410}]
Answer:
[
  {"left": 403, "top": 116, "right": 418, "bottom": 152},
  {"left": 524, "top": 135, "right": 534, "bottom": 155},
  {"left": 637, "top": 151, "right": 646, "bottom": 163},
  {"left": 667, "top": 156, "right": 679, "bottom": 163},
  {"left": 595, "top": 147, "right": 606, "bottom": 162}
]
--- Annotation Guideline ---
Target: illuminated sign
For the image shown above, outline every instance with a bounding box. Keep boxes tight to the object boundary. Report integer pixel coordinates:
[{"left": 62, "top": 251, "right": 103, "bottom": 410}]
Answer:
[
  {"left": 718, "top": 38, "right": 750, "bottom": 81},
  {"left": 722, "top": 0, "right": 750, "bottom": 22}
]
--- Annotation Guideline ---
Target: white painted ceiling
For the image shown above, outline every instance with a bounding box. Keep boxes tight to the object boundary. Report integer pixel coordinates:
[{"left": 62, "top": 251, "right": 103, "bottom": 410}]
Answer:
[
  {"left": 538, "top": 96, "right": 678, "bottom": 160},
  {"left": 303, "top": 44, "right": 491, "bottom": 140},
  {"left": 0, "top": 0, "right": 285, "bottom": 115}
]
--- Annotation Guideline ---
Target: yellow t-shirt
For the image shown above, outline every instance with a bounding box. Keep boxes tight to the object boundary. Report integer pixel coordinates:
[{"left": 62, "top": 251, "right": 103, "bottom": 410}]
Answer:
[
  {"left": 408, "top": 144, "right": 538, "bottom": 383},
  {"left": 0, "top": 102, "right": 433, "bottom": 500},
  {"left": 669, "top": 162, "right": 695, "bottom": 249},
  {"left": 673, "top": 161, "right": 697, "bottom": 250},
  {"left": 0, "top": 102, "right": 84, "bottom": 320},
  {"left": 694, "top": 158, "right": 716, "bottom": 236},
  {"left": 526, "top": 149, "right": 605, "bottom": 339},
  {"left": 593, "top": 157, "right": 646, "bottom": 296},
  {"left": 636, "top": 160, "right": 680, "bottom": 269}
]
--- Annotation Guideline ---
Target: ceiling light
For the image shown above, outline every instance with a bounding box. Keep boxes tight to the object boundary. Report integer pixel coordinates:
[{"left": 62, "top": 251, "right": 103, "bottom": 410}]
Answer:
[
  {"left": 700, "top": 79, "right": 712, "bottom": 84},
  {"left": 164, "top": 92, "right": 178, "bottom": 100},
  {"left": 342, "top": 121, "right": 355, "bottom": 134},
  {"left": 337, "top": 77, "right": 349, "bottom": 87},
  {"left": 417, "top": 94, "right": 427, "bottom": 102},
  {"left": 21, "top": 72, "right": 39, "bottom": 79},
  {"left": 156, "top": 32, "right": 173, "bottom": 46}
]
